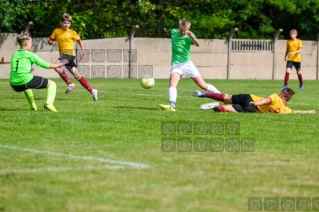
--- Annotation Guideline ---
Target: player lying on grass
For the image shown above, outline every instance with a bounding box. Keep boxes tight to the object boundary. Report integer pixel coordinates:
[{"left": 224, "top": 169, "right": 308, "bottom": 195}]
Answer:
[
  {"left": 193, "top": 88, "right": 315, "bottom": 114},
  {"left": 10, "top": 31, "right": 68, "bottom": 112}
]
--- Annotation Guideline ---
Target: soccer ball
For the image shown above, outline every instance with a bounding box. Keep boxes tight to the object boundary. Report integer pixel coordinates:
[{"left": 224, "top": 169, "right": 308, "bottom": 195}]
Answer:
[{"left": 141, "top": 75, "right": 155, "bottom": 89}]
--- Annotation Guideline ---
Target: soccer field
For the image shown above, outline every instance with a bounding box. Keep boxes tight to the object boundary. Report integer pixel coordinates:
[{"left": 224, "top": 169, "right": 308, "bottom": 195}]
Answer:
[{"left": 0, "top": 78, "right": 318, "bottom": 212}]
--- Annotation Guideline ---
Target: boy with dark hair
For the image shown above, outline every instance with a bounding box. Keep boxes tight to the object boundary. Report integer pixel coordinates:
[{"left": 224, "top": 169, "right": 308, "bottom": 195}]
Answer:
[
  {"left": 48, "top": 13, "right": 98, "bottom": 100},
  {"left": 193, "top": 88, "right": 315, "bottom": 114}
]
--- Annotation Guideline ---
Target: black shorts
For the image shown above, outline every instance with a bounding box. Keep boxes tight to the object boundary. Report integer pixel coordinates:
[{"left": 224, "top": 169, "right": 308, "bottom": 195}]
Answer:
[
  {"left": 286, "top": 61, "right": 301, "bottom": 71},
  {"left": 10, "top": 76, "right": 48, "bottom": 92},
  {"left": 231, "top": 94, "right": 258, "bottom": 113},
  {"left": 59, "top": 54, "right": 76, "bottom": 71}
]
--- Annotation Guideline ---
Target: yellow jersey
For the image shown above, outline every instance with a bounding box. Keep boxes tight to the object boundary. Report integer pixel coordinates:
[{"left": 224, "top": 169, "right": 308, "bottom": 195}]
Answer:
[
  {"left": 49, "top": 28, "right": 80, "bottom": 56},
  {"left": 250, "top": 94, "right": 294, "bottom": 114},
  {"left": 286, "top": 39, "right": 302, "bottom": 62}
]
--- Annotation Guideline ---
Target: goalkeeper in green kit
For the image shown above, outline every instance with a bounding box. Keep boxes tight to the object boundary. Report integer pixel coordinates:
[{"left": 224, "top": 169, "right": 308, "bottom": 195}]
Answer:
[{"left": 10, "top": 31, "right": 68, "bottom": 112}]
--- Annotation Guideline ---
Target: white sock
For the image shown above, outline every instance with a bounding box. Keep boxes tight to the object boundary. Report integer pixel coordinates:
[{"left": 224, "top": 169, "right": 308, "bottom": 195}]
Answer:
[
  {"left": 207, "top": 84, "right": 221, "bottom": 93},
  {"left": 168, "top": 87, "right": 177, "bottom": 107}
]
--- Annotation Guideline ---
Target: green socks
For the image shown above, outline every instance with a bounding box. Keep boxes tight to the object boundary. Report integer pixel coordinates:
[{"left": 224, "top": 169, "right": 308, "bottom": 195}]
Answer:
[
  {"left": 46, "top": 81, "right": 57, "bottom": 106},
  {"left": 24, "top": 89, "right": 37, "bottom": 110},
  {"left": 23, "top": 81, "right": 57, "bottom": 111}
]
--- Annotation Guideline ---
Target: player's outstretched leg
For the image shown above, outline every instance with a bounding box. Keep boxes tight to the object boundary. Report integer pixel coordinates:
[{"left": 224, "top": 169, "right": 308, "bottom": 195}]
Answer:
[
  {"left": 44, "top": 81, "right": 57, "bottom": 112},
  {"left": 200, "top": 103, "right": 236, "bottom": 113},
  {"left": 60, "top": 69, "right": 75, "bottom": 93},
  {"left": 159, "top": 73, "right": 180, "bottom": 111},
  {"left": 193, "top": 76, "right": 221, "bottom": 93},
  {"left": 54, "top": 66, "right": 75, "bottom": 94},
  {"left": 159, "top": 87, "right": 177, "bottom": 111},
  {"left": 24, "top": 89, "right": 37, "bottom": 110},
  {"left": 77, "top": 77, "right": 98, "bottom": 101},
  {"left": 193, "top": 91, "right": 226, "bottom": 101},
  {"left": 298, "top": 72, "right": 303, "bottom": 89},
  {"left": 282, "top": 69, "right": 290, "bottom": 89},
  {"left": 71, "top": 67, "right": 98, "bottom": 101}
]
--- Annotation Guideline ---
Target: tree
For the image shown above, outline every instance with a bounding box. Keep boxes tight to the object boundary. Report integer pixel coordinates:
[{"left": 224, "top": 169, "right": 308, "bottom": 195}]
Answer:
[{"left": 1, "top": 0, "right": 319, "bottom": 40}]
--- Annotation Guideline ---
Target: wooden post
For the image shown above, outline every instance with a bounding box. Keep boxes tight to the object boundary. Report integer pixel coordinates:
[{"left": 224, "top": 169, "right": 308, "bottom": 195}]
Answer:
[
  {"left": 24, "top": 21, "right": 33, "bottom": 33},
  {"left": 227, "top": 28, "right": 238, "bottom": 79},
  {"left": 317, "top": 33, "right": 319, "bottom": 80},
  {"left": 128, "top": 25, "right": 139, "bottom": 78},
  {"left": 272, "top": 29, "right": 283, "bottom": 80}
]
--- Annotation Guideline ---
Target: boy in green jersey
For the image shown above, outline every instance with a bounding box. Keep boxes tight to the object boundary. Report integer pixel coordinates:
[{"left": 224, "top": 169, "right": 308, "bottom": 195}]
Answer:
[
  {"left": 159, "top": 18, "right": 221, "bottom": 111},
  {"left": 10, "top": 31, "right": 67, "bottom": 112}
]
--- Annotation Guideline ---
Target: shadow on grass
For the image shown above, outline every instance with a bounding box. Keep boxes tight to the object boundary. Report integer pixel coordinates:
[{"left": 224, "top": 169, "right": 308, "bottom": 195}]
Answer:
[
  {"left": 0, "top": 108, "right": 29, "bottom": 111},
  {"left": 114, "top": 106, "right": 158, "bottom": 110}
]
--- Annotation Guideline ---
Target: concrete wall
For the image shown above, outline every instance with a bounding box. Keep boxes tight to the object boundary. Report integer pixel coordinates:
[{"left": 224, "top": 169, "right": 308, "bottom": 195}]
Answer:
[{"left": 0, "top": 33, "right": 318, "bottom": 80}]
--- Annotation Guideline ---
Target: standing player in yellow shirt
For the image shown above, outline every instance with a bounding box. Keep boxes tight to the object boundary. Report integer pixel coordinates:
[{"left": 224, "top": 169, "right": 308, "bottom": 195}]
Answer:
[
  {"left": 48, "top": 13, "right": 98, "bottom": 101},
  {"left": 193, "top": 89, "right": 315, "bottom": 114},
  {"left": 282, "top": 29, "right": 303, "bottom": 90}
]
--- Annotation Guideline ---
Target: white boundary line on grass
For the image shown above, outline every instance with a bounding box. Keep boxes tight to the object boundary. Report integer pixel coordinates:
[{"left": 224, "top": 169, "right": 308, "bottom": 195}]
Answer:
[
  {"left": 0, "top": 165, "right": 126, "bottom": 175},
  {"left": 0, "top": 144, "right": 149, "bottom": 169}
]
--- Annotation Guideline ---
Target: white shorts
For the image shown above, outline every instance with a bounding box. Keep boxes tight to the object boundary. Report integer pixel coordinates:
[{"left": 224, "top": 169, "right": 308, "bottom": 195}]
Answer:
[{"left": 171, "top": 61, "right": 200, "bottom": 78}]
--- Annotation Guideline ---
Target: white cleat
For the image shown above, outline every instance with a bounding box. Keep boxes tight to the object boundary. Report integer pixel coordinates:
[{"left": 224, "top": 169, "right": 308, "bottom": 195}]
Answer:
[
  {"left": 92, "top": 89, "right": 98, "bottom": 101},
  {"left": 193, "top": 90, "right": 203, "bottom": 97},
  {"left": 66, "top": 83, "right": 76, "bottom": 94},
  {"left": 200, "top": 102, "right": 219, "bottom": 110}
]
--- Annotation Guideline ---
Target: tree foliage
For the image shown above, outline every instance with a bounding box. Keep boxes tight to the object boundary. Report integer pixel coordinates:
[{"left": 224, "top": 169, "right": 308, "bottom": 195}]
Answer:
[{"left": 1, "top": 0, "right": 319, "bottom": 40}]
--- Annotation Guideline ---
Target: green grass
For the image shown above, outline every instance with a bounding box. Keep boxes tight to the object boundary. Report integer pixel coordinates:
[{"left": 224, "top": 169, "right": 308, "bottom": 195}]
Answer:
[{"left": 0, "top": 78, "right": 318, "bottom": 212}]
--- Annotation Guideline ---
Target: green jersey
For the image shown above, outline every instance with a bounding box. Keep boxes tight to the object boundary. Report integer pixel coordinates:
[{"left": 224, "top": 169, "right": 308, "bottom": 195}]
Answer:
[
  {"left": 10, "top": 50, "right": 50, "bottom": 86},
  {"left": 171, "top": 28, "right": 195, "bottom": 64}
]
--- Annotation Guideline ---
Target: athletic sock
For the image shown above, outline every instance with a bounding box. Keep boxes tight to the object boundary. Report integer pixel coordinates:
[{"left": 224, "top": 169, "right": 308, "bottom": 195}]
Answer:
[
  {"left": 284, "top": 73, "right": 290, "bottom": 85},
  {"left": 46, "top": 81, "right": 57, "bottom": 105},
  {"left": 204, "top": 93, "right": 225, "bottom": 101},
  {"left": 207, "top": 84, "right": 221, "bottom": 93},
  {"left": 298, "top": 73, "right": 303, "bottom": 86},
  {"left": 24, "top": 89, "right": 36, "bottom": 108},
  {"left": 59, "top": 70, "right": 72, "bottom": 84},
  {"left": 215, "top": 105, "right": 226, "bottom": 112},
  {"left": 169, "top": 87, "right": 177, "bottom": 108},
  {"left": 78, "top": 77, "right": 93, "bottom": 93}
]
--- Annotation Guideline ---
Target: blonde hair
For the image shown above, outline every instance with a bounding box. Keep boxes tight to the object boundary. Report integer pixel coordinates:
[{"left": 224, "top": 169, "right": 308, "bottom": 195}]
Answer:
[
  {"left": 179, "top": 18, "right": 191, "bottom": 29},
  {"left": 17, "top": 31, "right": 31, "bottom": 47},
  {"left": 289, "top": 29, "right": 298, "bottom": 35},
  {"left": 61, "top": 13, "right": 72, "bottom": 23}
]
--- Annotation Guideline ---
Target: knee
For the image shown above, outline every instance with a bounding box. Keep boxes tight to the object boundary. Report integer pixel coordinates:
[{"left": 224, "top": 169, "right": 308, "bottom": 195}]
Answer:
[
  {"left": 48, "top": 80, "right": 56, "bottom": 87},
  {"left": 70, "top": 68, "right": 81, "bottom": 80},
  {"left": 54, "top": 68, "right": 61, "bottom": 73},
  {"left": 224, "top": 95, "right": 232, "bottom": 103},
  {"left": 75, "top": 75, "right": 82, "bottom": 80},
  {"left": 197, "top": 82, "right": 207, "bottom": 89}
]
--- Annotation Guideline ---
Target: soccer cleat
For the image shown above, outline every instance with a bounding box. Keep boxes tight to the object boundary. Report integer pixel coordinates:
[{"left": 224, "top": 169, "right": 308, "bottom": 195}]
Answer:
[
  {"left": 31, "top": 103, "right": 37, "bottom": 111},
  {"left": 66, "top": 83, "right": 76, "bottom": 94},
  {"left": 91, "top": 89, "right": 98, "bottom": 101},
  {"left": 159, "top": 104, "right": 176, "bottom": 112},
  {"left": 299, "top": 85, "right": 304, "bottom": 89},
  {"left": 193, "top": 90, "right": 203, "bottom": 97},
  {"left": 44, "top": 103, "right": 58, "bottom": 112},
  {"left": 281, "top": 85, "right": 288, "bottom": 90},
  {"left": 200, "top": 102, "right": 219, "bottom": 110}
]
